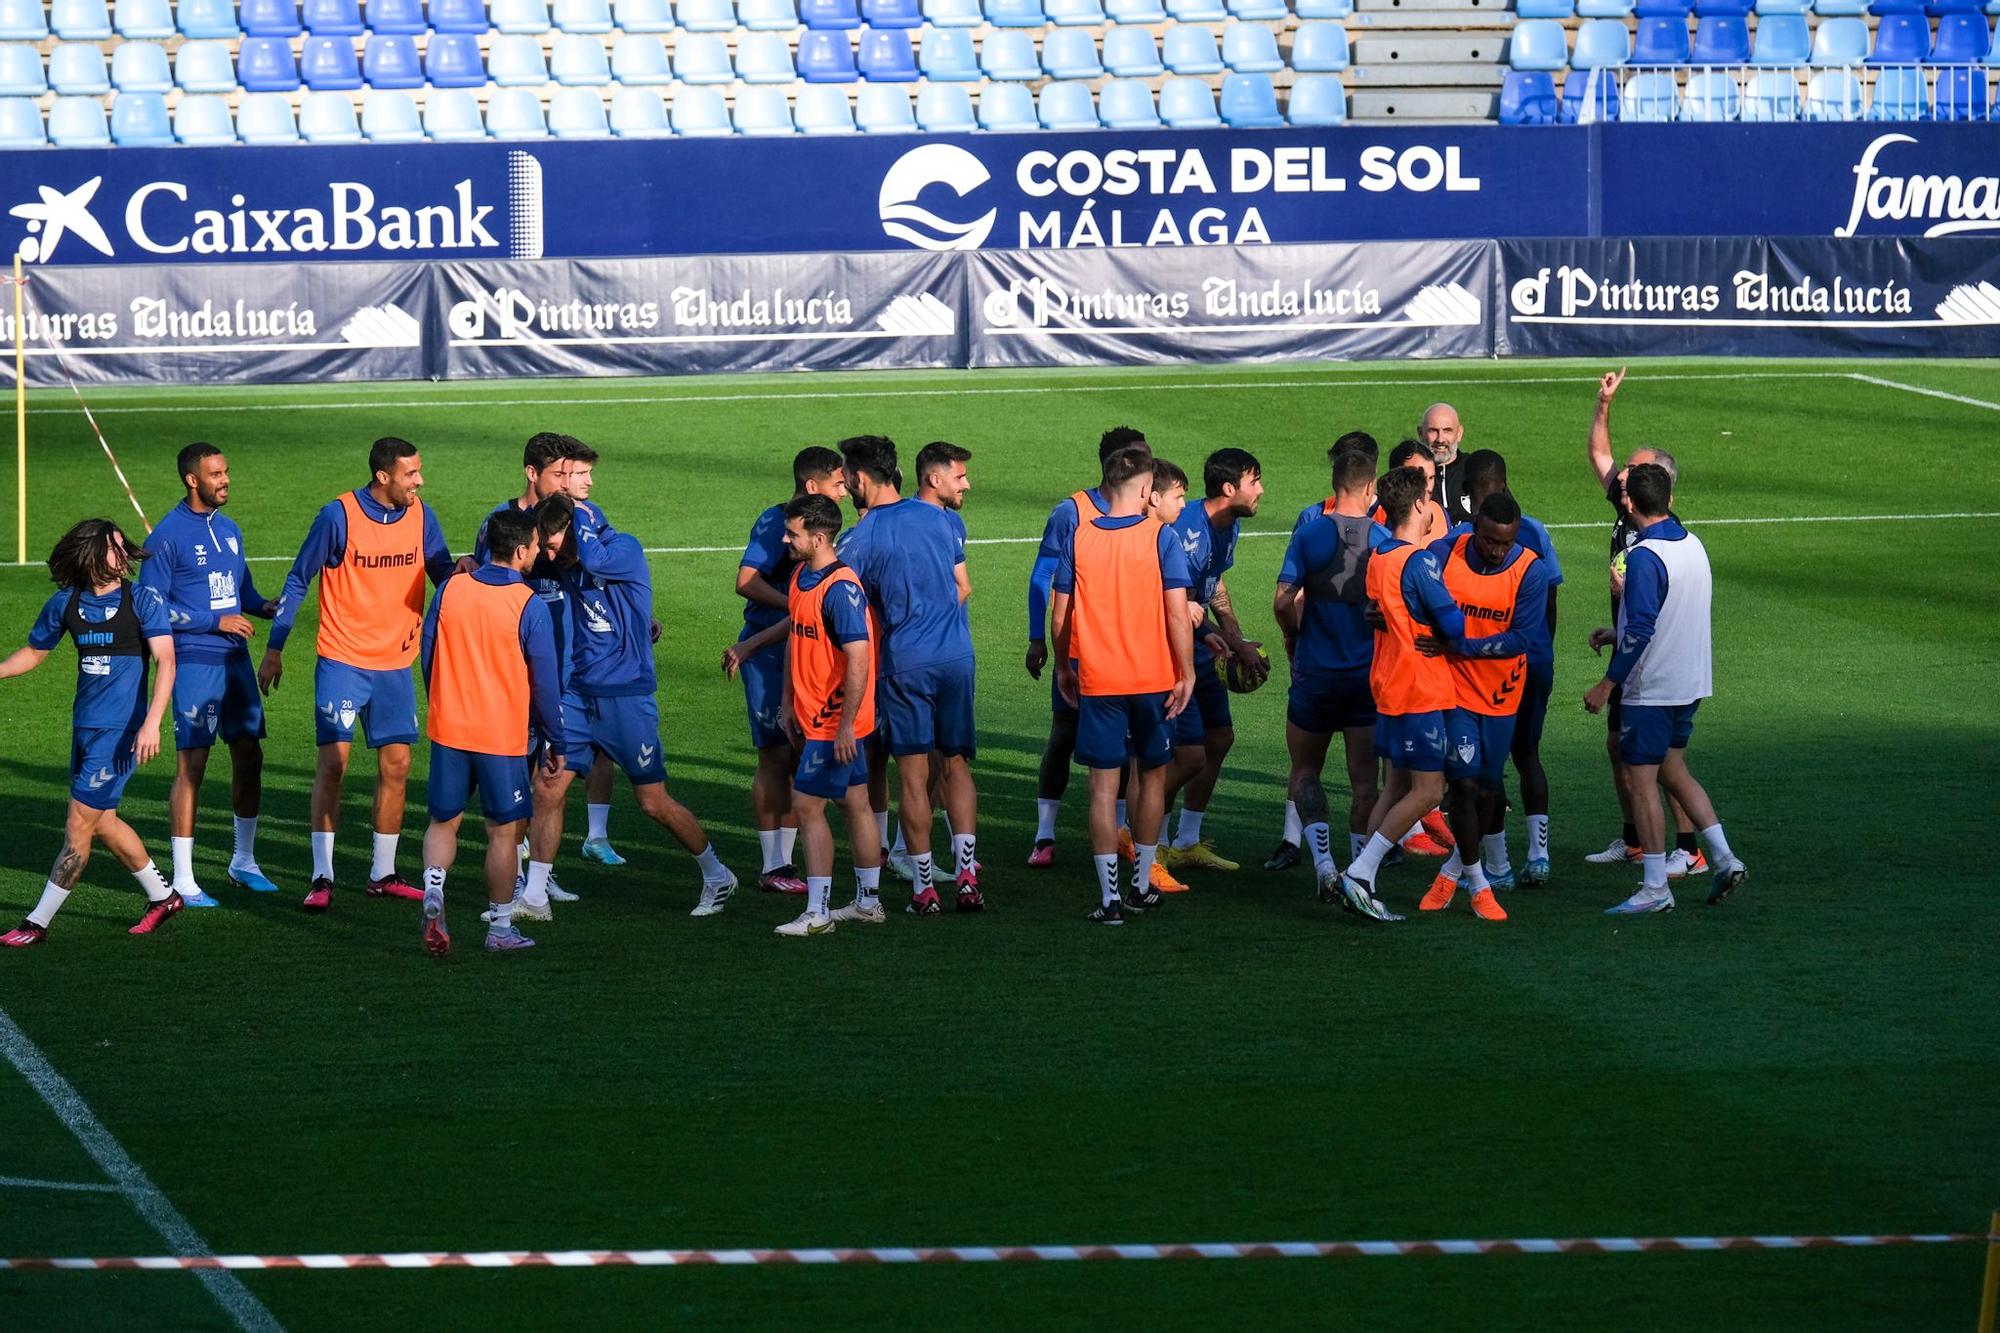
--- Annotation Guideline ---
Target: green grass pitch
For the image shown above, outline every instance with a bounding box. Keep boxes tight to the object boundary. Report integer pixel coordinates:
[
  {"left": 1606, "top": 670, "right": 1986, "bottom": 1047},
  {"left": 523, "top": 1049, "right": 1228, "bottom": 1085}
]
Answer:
[{"left": 0, "top": 358, "right": 1994, "bottom": 1331}]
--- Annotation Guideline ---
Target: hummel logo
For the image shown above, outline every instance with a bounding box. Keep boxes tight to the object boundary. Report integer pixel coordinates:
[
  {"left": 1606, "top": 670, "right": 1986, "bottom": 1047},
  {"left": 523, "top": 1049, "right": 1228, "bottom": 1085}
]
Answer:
[
  {"left": 86, "top": 766, "right": 115, "bottom": 790},
  {"left": 10, "top": 177, "right": 113, "bottom": 264},
  {"left": 182, "top": 704, "right": 201, "bottom": 722},
  {"left": 637, "top": 744, "right": 656, "bottom": 766}
]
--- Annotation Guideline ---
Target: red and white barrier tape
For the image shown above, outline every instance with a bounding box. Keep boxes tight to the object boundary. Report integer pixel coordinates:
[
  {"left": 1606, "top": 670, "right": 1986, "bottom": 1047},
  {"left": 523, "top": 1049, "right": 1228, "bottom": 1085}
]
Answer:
[{"left": 0, "top": 1232, "right": 1985, "bottom": 1272}]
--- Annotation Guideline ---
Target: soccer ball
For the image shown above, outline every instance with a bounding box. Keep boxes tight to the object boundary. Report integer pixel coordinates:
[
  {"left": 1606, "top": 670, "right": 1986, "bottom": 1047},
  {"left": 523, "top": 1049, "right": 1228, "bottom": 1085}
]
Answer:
[{"left": 1220, "top": 652, "right": 1270, "bottom": 694}]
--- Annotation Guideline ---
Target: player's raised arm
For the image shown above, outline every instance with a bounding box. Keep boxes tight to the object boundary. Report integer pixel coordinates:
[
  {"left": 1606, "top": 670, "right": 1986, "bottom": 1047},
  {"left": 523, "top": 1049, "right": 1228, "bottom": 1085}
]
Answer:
[{"left": 1588, "top": 366, "right": 1626, "bottom": 488}]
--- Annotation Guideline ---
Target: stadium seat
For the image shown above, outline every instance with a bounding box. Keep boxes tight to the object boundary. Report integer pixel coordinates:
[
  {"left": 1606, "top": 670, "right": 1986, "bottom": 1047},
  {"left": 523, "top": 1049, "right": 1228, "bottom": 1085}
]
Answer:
[
  {"left": 982, "top": 29, "right": 1042, "bottom": 77},
  {"left": 712, "top": 29, "right": 774, "bottom": 78},
  {"left": 674, "top": 32, "right": 733, "bottom": 79},
  {"left": 489, "top": 32, "right": 551, "bottom": 82},
  {"left": 1100, "top": 27, "right": 1162, "bottom": 75},
  {"left": 796, "top": 81, "right": 857, "bottom": 130},
  {"left": 112, "top": 40, "right": 173, "bottom": 91},
  {"left": 801, "top": 0, "right": 863, "bottom": 24},
  {"left": 924, "top": 0, "right": 983, "bottom": 23},
  {"left": 1164, "top": 25, "right": 1225, "bottom": 72},
  {"left": 859, "top": 28, "right": 919, "bottom": 78},
  {"left": 609, "top": 32, "right": 672, "bottom": 81},
  {"left": 1106, "top": 0, "right": 1166, "bottom": 19},
  {"left": 114, "top": 0, "right": 174, "bottom": 37},
  {"left": 360, "top": 88, "right": 425, "bottom": 138},
  {"left": 1577, "top": 0, "right": 1634, "bottom": 16},
  {"left": 0, "top": 92, "right": 39, "bottom": 143},
  {"left": 864, "top": 0, "right": 925, "bottom": 22},
  {"left": 492, "top": 0, "right": 552, "bottom": 29},
  {"left": 175, "top": 92, "right": 238, "bottom": 141},
  {"left": 175, "top": 39, "right": 238, "bottom": 92},
  {"left": 1636, "top": 0, "right": 1692, "bottom": 18},
  {"left": 1509, "top": 19, "right": 1570, "bottom": 69},
  {"left": 608, "top": 85, "right": 671, "bottom": 134},
  {"left": 1042, "top": 28, "right": 1103, "bottom": 77},
  {"left": 677, "top": 0, "right": 736, "bottom": 27},
  {"left": 1755, "top": 0, "right": 1808, "bottom": 10},
  {"left": 614, "top": 0, "right": 675, "bottom": 28},
  {"left": 1037, "top": 77, "right": 1098, "bottom": 127},
  {"left": 1167, "top": 0, "right": 1227, "bottom": 18},
  {"left": 1803, "top": 65, "right": 1863, "bottom": 113},
  {"left": 1233, "top": 0, "right": 1285, "bottom": 15},
  {"left": 1287, "top": 70, "right": 1347, "bottom": 121},
  {"left": 920, "top": 27, "right": 980, "bottom": 77},
  {"left": 51, "top": 0, "right": 110, "bottom": 39},
  {"left": 179, "top": 0, "right": 243, "bottom": 37},
  {"left": 1749, "top": 13, "right": 1810, "bottom": 62},
  {"left": 1690, "top": 14, "right": 1748, "bottom": 60},
  {"left": 1220, "top": 70, "right": 1282, "bottom": 124},
  {"left": 1868, "top": 12, "right": 1930, "bottom": 59},
  {"left": 362, "top": 32, "right": 423, "bottom": 84},
  {"left": 299, "top": 89, "right": 363, "bottom": 140},
  {"left": 50, "top": 42, "right": 110, "bottom": 94},
  {"left": 555, "top": 0, "right": 615, "bottom": 28},
  {"left": 431, "top": 0, "right": 490, "bottom": 30},
  {"left": 1295, "top": 0, "right": 1352, "bottom": 14},
  {"left": 1515, "top": 0, "right": 1574, "bottom": 14},
  {"left": 985, "top": 0, "right": 1047, "bottom": 21},
  {"left": 1868, "top": 62, "right": 1927, "bottom": 113},
  {"left": 1623, "top": 68, "right": 1681, "bottom": 115},
  {"left": 1497, "top": 67, "right": 1558, "bottom": 121},
  {"left": 365, "top": 0, "right": 427, "bottom": 32},
  {"left": 1223, "top": 21, "right": 1283, "bottom": 70},
  {"left": 732, "top": 82, "right": 794, "bottom": 132},
  {"left": 1292, "top": 21, "right": 1351, "bottom": 69},
  {"left": 1572, "top": 17, "right": 1631, "bottom": 65},
  {"left": 424, "top": 33, "right": 487, "bottom": 85},
  {"left": 1934, "top": 65, "right": 1989, "bottom": 115},
  {"left": 915, "top": 80, "right": 976, "bottom": 128},
  {"left": 1866, "top": 0, "right": 1923, "bottom": 9},
  {"left": 108, "top": 90, "right": 174, "bottom": 144},
  {"left": 305, "top": 0, "right": 364, "bottom": 32},
  {"left": 1985, "top": 22, "right": 2000, "bottom": 58},
  {"left": 422, "top": 85, "right": 487, "bottom": 136},
  {"left": 737, "top": 0, "right": 795, "bottom": 24},
  {"left": 1632, "top": 16, "right": 1692, "bottom": 62},
  {"left": 553, "top": 32, "right": 612, "bottom": 82},
  {"left": 799, "top": 29, "right": 859, "bottom": 78},
  {"left": 236, "top": 90, "right": 301, "bottom": 141},
  {"left": 1809, "top": 15, "right": 1869, "bottom": 61},
  {"left": 239, "top": 0, "right": 302, "bottom": 33},
  {"left": 1743, "top": 65, "right": 1803, "bottom": 114},
  {"left": 670, "top": 83, "right": 733, "bottom": 132},
  {"left": 977, "top": 79, "right": 1037, "bottom": 128},
  {"left": 485, "top": 86, "right": 548, "bottom": 136},
  {"left": 1694, "top": 0, "right": 1752, "bottom": 12},
  {"left": 238, "top": 36, "right": 303, "bottom": 90},
  {"left": 1098, "top": 75, "right": 1159, "bottom": 125},
  {"left": 1681, "top": 67, "right": 1739, "bottom": 115},
  {"left": 857, "top": 80, "right": 916, "bottom": 129},
  {"left": 1812, "top": 0, "right": 1867, "bottom": 12},
  {"left": 303, "top": 35, "right": 365, "bottom": 88},
  {"left": 50, "top": 93, "right": 113, "bottom": 144},
  {"left": 1931, "top": 12, "right": 1992, "bottom": 59},
  {"left": 1161, "top": 74, "right": 1222, "bottom": 124},
  {"left": 547, "top": 84, "right": 610, "bottom": 134},
  {"left": 1560, "top": 66, "right": 1622, "bottom": 117},
  {"left": 1047, "top": 0, "right": 1106, "bottom": 21},
  {"left": 1927, "top": 0, "right": 1983, "bottom": 10}
]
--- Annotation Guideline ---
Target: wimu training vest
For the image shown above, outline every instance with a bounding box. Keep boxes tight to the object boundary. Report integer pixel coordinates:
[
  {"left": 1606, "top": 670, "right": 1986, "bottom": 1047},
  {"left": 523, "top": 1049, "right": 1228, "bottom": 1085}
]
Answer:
[
  {"left": 426, "top": 574, "right": 536, "bottom": 756},
  {"left": 1441, "top": 534, "right": 1536, "bottom": 717},
  {"left": 1367, "top": 544, "right": 1452, "bottom": 717},
  {"left": 788, "top": 563, "right": 877, "bottom": 742},
  {"left": 318, "top": 492, "right": 426, "bottom": 671},
  {"left": 1071, "top": 517, "right": 1176, "bottom": 697}
]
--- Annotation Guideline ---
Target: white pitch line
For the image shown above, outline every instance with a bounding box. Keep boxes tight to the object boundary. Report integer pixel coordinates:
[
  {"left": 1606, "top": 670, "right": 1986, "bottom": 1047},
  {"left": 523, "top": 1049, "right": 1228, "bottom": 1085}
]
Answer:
[
  {"left": 1844, "top": 373, "right": 2000, "bottom": 413},
  {"left": 0, "top": 1008, "right": 283, "bottom": 1333},
  {"left": 0, "top": 1174, "right": 122, "bottom": 1194}
]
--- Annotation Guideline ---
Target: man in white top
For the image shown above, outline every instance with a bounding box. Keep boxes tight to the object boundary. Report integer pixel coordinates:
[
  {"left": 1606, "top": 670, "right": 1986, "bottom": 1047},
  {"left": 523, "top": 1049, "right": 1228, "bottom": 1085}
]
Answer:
[{"left": 1583, "top": 463, "right": 1748, "bottom": 914}]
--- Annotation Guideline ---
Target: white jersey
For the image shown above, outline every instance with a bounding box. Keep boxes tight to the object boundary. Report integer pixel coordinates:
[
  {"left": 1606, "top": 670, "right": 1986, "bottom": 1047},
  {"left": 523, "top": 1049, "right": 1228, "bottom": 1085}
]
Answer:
[{"left": 1617, "top": 528, "right": 1712, "bottom": 707}]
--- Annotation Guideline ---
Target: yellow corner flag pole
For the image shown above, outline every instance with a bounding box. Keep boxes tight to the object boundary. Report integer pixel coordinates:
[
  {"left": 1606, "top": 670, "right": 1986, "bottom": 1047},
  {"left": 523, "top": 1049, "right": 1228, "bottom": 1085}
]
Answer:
[
  {"left": 1978, "top": 1209, "right": 2000, "bottom": 1333},
  {"left": 13, "top": 252, "right": 25, "bottom": 566}
]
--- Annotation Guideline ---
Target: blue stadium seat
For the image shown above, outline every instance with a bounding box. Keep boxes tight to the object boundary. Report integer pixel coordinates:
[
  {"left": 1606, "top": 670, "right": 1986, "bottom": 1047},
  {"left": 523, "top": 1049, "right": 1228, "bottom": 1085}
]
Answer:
[
  {"left": 670, "top": 83, "right": 732, "bottom": 132},
  {"left": 678, "top": 0, "right": 736, "bottom": 28},
  {"left": 1988, "top": 20, "right": 2000, "bottom": 58},
  {"left": 1160, "top": 74, "right": 1222, "bottom": 124},
  {"left": 1572, "top": 17, "right": 1631, "bottom": 64},
  {"left": 1690, "top": 14, "right": 1748, "bottom": 60},
  {"left": 1292, "top": 21, "right": 1350, "bottom": 69},
  {"left": 985, "top": 0, "right": 1047, "bottom": 22},
  {"left": 1812, "top": 0, "right": 1867, "bottom": 12},
  {"left": 1164, "top": 24, "right": 1224, "bottom": 71},
  {"left": 1295, "top": 0, "right": 1351, "bottom": 14},
  {"left": 1749, "top": 13, "right": 1809, "bottom": 62},
  {"left": 857, "top": 81, "right": 916, "bottom": 129},
  {"left": 1287, "top": 70, "right": 1347, "bottom": 121},
  {"left": 430, "top": 0, "right": 490, "bottom": 31},
  {"left": 49, "top": 42, "right": 109, "bottom": 94},
  {"left": 1577, "top": 0, "right": 1634, "bottom": 16},
  {"left": 609, "top": 85, "right": 672, "bottom": 135},
  {"left": 1038, "top": 77, "right": 1099, "bottom": 126},
  {"left": 173, "top": 39, "right": 235, "bottom": 90},
  {"left": 555, "top": 0, "right": 614, "bottom": 28},
  {"left": 1868, "top": 11, "right": 1930, "bottom": 59},
  {"left": 977, "top": 80, "right": 1036, "bottom": 127},
  {"left": 1865, "top": 0, "right": 1922, "bottom": 9},
  {"left": 365, "top": 0, "right": 427, "bottom": 32},
  {"left": 241, "top": 0, "right": 303, "bottom": 33},
  {"left": 109, "top": 90, "right": 173, "bottom": 143},
  {"left": 1804, "top": 65, "right": 1863, "bottom": 113},
  {"left": 552, "top": 32, "right": 612, "bottom": 82},
  {"left": 305, "top": 0, "right": 364, "bottom": 32},
  {"left": 1098, "top": 75, "right": 1159, "bottom": 125},
  {"left": 1742, "top": 66, "right": 1802, "bottom": 114},
  {"left": 1104, "top": 26, "right": 1163, "bottom": 73},
  {"left": 982, "top": 28, "right": 1042, "bottom": 76},
  {"left": 859, "top": 28, "right": 920, "bottom": 78},
  {"left": 360, "top": 88, "right": 425, "bottom": 138},
  {"left": 239, "top": 35, "right": 303, "bottom": 89},
  {"left": 674, "top": 31, "right": 733, "bottom": 79},
  {"left": 1047, "top": 0, "right": 1107, "bottom": 21},
  {"left": 1681, "top": 67, "right": 1739, "bottom": 115},
  {"left": 1509, "top": 19, "right": 1570, "bottom": 68},
  {"left": 179, "top": 0, "right": 243, "bottom": 37},
  {"left": 550, "top": 85, "right": 611, "bottom": 134},
  {"left": 1868, "top": 62, "right": 1927, "bottom": 112},
  {"left": 799, "top": 28, "right": 859, "bottom": 78},
  {"left": 1560, "top": 66, "right": 1622, "bottom": 117},
  {"left": 1223, "top": 21, "right": 1283, "bottom": 70},
  {"left": 864, "top": 0, "right": 925, "bottom": 23},
  {"left": 51, "top": 0, "right": 110, "bottom": 40},
  {"left": 612, "top": 32, "right": 672, "bottom": 80},
  {"left": 489, "top": 32, "right": 551, "bottom": 82},
  {"left": 1934, "top": 65, "right": 1989, "bottom": 115},
  {"left": 924, "top": 0, "right": 983, "bottom": 23},
  {"left": 1042, "top": 28, "right": 1103, "bottom": 77},
  {"left": 915, "top": 80, "right": 976, "bottom": 129},
  {"left": 49, "top": 94, "right": 109, "bottom": 143},
  {"left": 0, "top": 44, "right": 43, "bottom": 96},
  {"left": 0, "top": 92, "right": 40, "bottom": 143},
  {"left": 363, "top": 32, "right": 424, "bottom": 84},
  {"left": 423, "top": 85, "right": 487, "bottom": 136},
  {"left": 493, "top": 0, "right": 553, "bottom": 29},
  {"left": 112, "top": 39, "right": 173, "bottom": 90},
  {"left": 734, "top": 83, "right": 796, "bottom": 132},
  {"left": 1632, "top": 16, "right": 1691, "bottom": 62},
  {"left": 298, "top": 89, "right": 362, "bottom": 140},
  {"left": 614, "top": 0, "right": 675, "bottom": 28},
  {"left": 1927, "top": 0, "right": 1983, "bottom": 10},
  {"left": 303, "top": 34, "right": 364, "bottom": 87},
  {"left": 738, "top": 29, "right": 797, "bottom": 79},
  {"left": 796, "top": 81, "right": 857, "bottom": 130},
  {"left": 1755, "top": 0, "right": 1807, "bottom": 11},
  {"left": 1497, "top": 68, "right": 1557, "bottom": 121},
  {"left": 1106, "top": 0, "right": 1165, "bottom": 18},
  {"left": 1220, "top": 70, "right": 1282, "bottom": 124},
  {"left": 801, "top": 0, "right": 862, "bottom": 25},
  {"left": 1623, "top": 68, "right": 1680, "bottom": 115},
  {"left": 114, "top": 0, "right": 174, "bottom": 37},
  {"left": 1809, "top": 14, "right": 1869, "bottom": 60},
  {"left": 424, "top": 32, "right": 488, "bottom": 85},
  {"left": 1930, "top": 12, "right": 1992, "bottom": 59},
  {"left": 1167, "top": 0, "right": 1226, "bottom": 18},
  {"left": 487, "top": 85, "right": 549, "bottom": 136},
  {"left": 740, "top": 0, "right": 797, "bottom": 25},
  {"left": 1515, "top": 0, "right": 1574, "bottom": 15},
  {"left": 1694, "top": 0, "right": 1752, "bottom": 12},
  {"left": 920, "top": 27, "right": 980, "bottom": 77},
  {"left": 236, "top": 90, "right": 300, "bottom": 141},
  {"left": 1637, "top": 0, "right": 1690, "bottom": 9},
  {"left": 175, "top": 92, "right": 238, "bottom": 141}
]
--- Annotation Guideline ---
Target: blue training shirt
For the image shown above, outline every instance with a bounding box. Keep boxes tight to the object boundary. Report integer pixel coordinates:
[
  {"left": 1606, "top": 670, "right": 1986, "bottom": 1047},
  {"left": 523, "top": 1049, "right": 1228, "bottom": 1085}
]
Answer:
[
  {"left": 840, "top": 497, "right": 972, "bottom": 677},
  {"left": 1278, "top": 508, "right": 1390, "bottom": 677},
  {"left": 1050, "top": 513, "right": 1194, "bottom": 596},
  {"left": 473, "top": 496, "right": 576, "bottom": 682},
  {"left": 739, "top": 502, "right": 795, "bottom": 640},
  {"left": 562, "top": 524, "right": 657, "bottom": 699},
  {"left": 269, "top": 488, "right": 456, "bottom": 652},
  {"left": 419, "top": 563, "right": 566, "bottom": 750},
  {"left": 797, "top": 562, "right": 872, "bottom": 645},
  {"left": 1028, "top": 487, "right": 1108, "bottom": 640},
  {"left": 135, "top": 500, "right": 272, "bottom": 665},
  {"left": 31, "top": 583, "right": 171, "bottom": 731},
  {"left": 1169, "top": 501, "right": 1239, "bottom": 665}
]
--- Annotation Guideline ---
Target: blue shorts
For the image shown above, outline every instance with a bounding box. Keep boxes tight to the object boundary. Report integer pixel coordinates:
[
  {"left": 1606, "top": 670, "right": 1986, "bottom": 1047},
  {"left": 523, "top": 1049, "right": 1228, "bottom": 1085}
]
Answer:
[
  {"left": 1077, "top": 692, "right": 1172, "bottom": 771},
  {"left": 1445, "top": 708, "right": 1517, "bottom": 788},
  {"left": 428, "top": 743, "right": 532, "bottom": 824},
  {"left": 315, "top": 659, "right": 419, "bottom": 748},
  {"left": 1287, "top": 668, "right": 1376, "bottom": 735},
  {"left": 740, "top": 643, "right": 789, "bottom": 751},
  {"left": 1172, "top": 659, "right": 1234, "bottom": 747},
  {"left": 572, "top": 693, "right": 669, "bottom": 783},
  {"left": 540, "top": 687, "right": 593, "bottom": 773},
  {"left": 880, "top": 657, "right": 977, "bottom": 758},
  {"left": 1376, "top": 710, "right": 1448, "bottom": 773},
  {"left": 1514, "top": 662, "right": 1554, "bottom": 757},
  {"left": 173, "top": 655, "right": 265, "bottom": 750},
  {"left": 1618, "top": 700, "right": 1699, "bottom": 766},
  {"left": 793, "top": 737, "right": 872, "bottom": 800},
  {"left": 70, "top": 726, "right": 138, "bottom": 810}
]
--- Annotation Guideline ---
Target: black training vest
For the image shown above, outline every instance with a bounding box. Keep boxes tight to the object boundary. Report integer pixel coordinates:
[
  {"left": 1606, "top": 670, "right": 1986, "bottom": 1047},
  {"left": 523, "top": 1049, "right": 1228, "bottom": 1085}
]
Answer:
[{"left": 63, "top": 584, "right": 151, "bottom": 670}]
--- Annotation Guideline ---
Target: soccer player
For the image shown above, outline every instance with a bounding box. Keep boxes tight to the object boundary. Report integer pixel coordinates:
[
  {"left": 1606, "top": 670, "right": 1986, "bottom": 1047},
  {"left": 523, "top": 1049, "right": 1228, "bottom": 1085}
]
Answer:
[
  {"left": 1160, "top": 448, "right": 1267, "bottom": 876},
  {"left": 1274, "top": 441, "right": 1388, "bottom": 892},
  {"left": 1420, "top": 402, "right": 1474, "bottom": 527},
  {"left": 730, "top": 446, "right": 848, "bottom": 897},
  {"left": 838, "top": 435, "right": 981, "bottom": 915},
  {"left": 0, "top": 521, "right": 181, "bottom": 946},
  {"left": 1049, "top": 446, "right": 1195, "bottom": 924},
  {"left": 1023, "top": 426, "right": 1147, "bottom": 869},
  {"left": 263, "top": 438, "right": 457, "bottom": 912},
  {"left": 137, "top": 443, "right": 281, "bottom": 907},
  {"left": 418, "top": 507, "right": 565, "bottom": 956},
  {"left": 1416, "top": 492, "right": 1548, "bottom": 923},
  {"left": 772, "top": 494, "right": 885, "bottom": 936},
  {"left": 559, "top": 440, "right": 624, "bottom": 865},
  {"left": 1584, "top": 463, "right": 1748, "bottom": 914}
]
